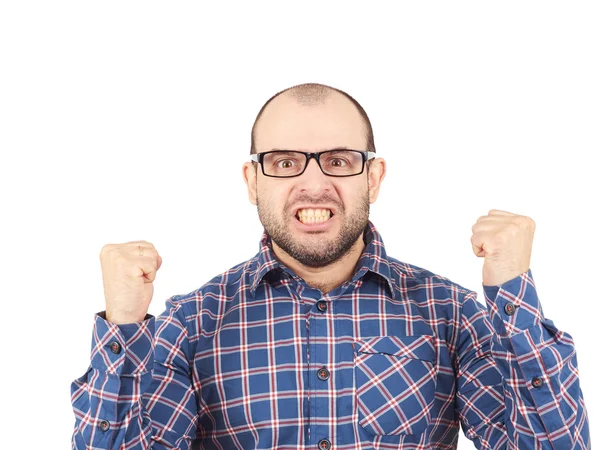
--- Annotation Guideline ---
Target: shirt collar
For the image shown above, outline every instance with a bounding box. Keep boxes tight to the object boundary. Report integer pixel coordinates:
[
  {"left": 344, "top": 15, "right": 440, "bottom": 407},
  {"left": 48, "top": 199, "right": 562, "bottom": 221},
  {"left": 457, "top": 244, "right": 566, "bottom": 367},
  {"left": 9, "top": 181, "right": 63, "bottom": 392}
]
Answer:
[{"left": 250, "top": 220, "right": 395, "bottom": 299}]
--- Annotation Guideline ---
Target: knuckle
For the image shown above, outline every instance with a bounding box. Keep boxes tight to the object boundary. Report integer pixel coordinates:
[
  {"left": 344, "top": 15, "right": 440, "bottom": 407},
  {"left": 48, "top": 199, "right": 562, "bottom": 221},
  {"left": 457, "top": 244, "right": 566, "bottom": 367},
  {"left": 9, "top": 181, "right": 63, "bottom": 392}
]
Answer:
[
  {"left": 100, "top": 244, "right": 113, "bottom": 258},
  {"left": 495, "top": 231, "right": 509, "bottom": 242},
  {"left": 507, "top": 223, "right": 520, "bottom": 233},
  {"left": 522, "top": 215, "right": 535, "bottom": 228},
  {"left": 514, "top": 216, "right": 527, "bottom": 225}
]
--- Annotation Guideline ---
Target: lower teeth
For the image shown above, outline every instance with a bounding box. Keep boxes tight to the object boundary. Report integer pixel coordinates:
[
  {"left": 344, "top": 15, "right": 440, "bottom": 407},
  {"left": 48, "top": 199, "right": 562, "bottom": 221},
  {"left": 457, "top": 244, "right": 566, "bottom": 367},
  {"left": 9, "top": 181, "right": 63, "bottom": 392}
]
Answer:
[{"left": 299, "top": 217, "right": 329, "bottom": 224}]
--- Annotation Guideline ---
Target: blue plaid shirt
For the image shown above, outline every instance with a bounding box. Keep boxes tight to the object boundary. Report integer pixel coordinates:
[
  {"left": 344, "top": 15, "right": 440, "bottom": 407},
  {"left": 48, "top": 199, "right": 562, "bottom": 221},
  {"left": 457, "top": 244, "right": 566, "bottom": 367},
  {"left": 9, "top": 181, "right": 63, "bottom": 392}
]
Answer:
[{"left": 71, "top": 220, "right": 590, "bottom": 449}]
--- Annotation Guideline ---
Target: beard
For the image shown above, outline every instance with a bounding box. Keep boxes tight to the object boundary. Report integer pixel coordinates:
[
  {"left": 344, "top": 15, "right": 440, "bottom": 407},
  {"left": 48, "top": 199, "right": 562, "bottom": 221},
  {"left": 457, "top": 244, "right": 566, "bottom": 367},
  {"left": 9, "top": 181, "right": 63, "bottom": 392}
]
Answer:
[{"left": 257, "top": 190, "right": 370, "bottom": 268}]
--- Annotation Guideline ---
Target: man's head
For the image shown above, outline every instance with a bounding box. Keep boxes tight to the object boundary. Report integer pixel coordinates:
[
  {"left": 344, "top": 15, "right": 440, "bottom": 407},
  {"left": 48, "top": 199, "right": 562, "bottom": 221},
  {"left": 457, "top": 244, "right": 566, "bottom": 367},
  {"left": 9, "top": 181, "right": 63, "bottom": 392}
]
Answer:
[{"left": 242, "top": 82, "right": 386, "bottom": 268}]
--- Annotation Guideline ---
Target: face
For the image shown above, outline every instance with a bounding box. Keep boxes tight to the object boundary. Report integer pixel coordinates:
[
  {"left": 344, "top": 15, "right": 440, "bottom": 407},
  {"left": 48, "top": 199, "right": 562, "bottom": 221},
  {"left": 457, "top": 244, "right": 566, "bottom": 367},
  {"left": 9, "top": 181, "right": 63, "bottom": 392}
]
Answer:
[{"left": 243, "top": 92, "right": 386, "bottom": 268}]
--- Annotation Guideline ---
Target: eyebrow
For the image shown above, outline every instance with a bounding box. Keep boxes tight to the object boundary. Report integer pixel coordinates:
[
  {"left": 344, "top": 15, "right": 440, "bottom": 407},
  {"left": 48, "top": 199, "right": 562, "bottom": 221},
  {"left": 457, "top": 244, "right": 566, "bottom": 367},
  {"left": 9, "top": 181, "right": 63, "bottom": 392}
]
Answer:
[{"left": 268, "top": 146, "right": 351, "bottom": 152}]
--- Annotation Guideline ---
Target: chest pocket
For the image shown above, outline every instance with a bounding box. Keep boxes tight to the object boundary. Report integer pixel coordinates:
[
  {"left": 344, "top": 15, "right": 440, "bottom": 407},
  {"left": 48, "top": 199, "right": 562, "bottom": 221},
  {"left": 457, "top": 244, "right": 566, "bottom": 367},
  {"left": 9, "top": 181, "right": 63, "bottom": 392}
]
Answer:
[{"left": 353, "top": 334, "right": 438, "bottom": 436}]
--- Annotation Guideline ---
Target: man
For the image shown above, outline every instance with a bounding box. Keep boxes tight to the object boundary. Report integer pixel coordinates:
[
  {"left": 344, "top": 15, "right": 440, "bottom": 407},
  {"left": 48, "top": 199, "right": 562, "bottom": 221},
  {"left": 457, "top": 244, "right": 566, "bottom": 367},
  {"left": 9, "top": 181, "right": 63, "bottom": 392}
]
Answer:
[{"left": 71, "top": 82, "right": 590, "bottom": 449}]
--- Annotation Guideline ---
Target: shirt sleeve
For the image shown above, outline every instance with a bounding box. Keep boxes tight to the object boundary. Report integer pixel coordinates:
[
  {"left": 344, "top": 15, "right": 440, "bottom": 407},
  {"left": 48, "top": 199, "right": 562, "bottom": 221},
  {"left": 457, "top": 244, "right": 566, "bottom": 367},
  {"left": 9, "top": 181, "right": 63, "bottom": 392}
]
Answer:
[
  {"left": 454, "top": 268, "right": 590, "bottom": 449},
  {"left": 70, "top": 296, "right": 199, "bottom": 449}
]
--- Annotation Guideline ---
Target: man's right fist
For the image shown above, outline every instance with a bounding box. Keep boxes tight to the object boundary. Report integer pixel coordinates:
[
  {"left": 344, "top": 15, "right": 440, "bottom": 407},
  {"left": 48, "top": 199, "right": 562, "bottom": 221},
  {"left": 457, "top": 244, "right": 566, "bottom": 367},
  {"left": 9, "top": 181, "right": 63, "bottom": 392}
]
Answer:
[{"left": 99, "top": 240, "right": 163, "bottom": 324}]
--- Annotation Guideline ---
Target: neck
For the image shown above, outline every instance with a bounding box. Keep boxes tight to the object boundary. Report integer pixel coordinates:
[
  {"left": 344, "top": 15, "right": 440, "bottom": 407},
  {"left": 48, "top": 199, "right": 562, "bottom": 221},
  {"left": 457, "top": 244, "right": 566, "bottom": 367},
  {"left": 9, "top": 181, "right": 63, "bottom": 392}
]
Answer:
[{"left": 271, "top": 232, "right": 366, "bottom": 294}]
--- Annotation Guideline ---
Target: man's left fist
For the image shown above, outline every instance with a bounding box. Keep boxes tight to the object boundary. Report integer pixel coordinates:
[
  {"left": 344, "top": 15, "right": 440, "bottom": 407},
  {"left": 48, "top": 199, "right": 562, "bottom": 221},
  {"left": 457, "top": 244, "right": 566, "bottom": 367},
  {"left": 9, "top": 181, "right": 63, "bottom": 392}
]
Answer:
[{"left": 471, "top": 209, "right": 536, "bottom": 287}]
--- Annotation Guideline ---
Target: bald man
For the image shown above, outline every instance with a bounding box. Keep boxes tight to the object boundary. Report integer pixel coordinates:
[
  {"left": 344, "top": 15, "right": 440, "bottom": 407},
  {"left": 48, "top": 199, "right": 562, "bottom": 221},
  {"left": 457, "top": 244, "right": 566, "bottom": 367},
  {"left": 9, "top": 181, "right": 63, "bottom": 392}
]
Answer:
[{"left": 71, "top": 83, "right": 590, "bottom": 449}]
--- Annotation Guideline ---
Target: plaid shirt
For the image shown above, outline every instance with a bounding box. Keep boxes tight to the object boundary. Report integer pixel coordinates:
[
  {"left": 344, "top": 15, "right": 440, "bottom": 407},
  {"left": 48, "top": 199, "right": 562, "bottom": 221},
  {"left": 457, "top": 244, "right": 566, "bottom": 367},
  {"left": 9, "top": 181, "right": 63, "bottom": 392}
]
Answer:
[{"left": 71, "top": 220, "right": 590, "bottom": 449}]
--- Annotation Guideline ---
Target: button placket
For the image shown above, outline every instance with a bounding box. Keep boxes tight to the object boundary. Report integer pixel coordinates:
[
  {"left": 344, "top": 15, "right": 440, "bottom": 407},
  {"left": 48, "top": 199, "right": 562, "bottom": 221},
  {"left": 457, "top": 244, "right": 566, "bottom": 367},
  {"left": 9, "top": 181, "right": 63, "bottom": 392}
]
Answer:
[{"left": 310, "top": 294, "right": 332, "bottom": 449}]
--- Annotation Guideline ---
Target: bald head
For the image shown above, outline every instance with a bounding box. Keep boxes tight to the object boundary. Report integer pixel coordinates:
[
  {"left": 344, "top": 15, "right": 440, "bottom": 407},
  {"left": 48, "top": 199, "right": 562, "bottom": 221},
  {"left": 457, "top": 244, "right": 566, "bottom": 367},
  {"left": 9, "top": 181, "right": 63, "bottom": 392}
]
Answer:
[{"left": 250, "top": 82, "right": 375, "bottom": 155}]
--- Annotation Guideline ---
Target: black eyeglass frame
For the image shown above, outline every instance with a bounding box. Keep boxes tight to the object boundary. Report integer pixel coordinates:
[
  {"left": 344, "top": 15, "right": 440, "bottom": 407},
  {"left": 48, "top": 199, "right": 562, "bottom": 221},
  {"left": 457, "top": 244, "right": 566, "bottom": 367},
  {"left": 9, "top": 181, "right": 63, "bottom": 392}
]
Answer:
[{"left": 250, "top": 149, "right": 377, "bottom": 178}]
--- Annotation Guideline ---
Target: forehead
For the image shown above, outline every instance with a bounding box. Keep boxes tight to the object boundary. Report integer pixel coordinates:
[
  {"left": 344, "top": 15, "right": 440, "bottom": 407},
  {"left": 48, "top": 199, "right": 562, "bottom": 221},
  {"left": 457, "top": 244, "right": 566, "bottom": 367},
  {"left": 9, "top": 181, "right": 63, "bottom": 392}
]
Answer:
[{"left": 254, "top": 92, "right": 367, "bottom": 152}]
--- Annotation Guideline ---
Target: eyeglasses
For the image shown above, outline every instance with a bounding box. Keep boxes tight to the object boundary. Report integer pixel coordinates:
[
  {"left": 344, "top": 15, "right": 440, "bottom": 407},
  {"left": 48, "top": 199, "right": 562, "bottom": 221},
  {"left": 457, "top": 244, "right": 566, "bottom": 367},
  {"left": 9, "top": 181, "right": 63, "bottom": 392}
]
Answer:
[{"left": 250, "top": 149, "right": 376, "bottom": 178}]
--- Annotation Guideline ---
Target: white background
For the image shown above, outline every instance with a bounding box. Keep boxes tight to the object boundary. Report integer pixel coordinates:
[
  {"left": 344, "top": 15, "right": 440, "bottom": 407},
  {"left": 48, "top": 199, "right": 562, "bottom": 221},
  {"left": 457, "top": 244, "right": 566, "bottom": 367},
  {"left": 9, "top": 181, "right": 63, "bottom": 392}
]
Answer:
[{"left": 1, "top": 1, "right": 598, "bottom": 448}]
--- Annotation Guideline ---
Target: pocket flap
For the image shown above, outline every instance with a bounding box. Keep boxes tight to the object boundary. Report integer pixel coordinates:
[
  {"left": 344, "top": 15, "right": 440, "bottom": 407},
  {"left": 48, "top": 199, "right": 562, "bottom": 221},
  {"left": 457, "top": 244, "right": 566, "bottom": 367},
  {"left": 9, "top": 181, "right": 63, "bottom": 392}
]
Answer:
[{"left": 354, "top": 335, "right": 436, "bottom": 362}]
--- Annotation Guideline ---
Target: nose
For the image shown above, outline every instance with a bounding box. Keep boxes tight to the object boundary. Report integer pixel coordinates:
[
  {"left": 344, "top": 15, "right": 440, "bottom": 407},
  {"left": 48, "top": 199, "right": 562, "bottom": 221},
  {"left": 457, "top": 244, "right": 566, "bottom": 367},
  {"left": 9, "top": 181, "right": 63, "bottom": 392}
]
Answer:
[{"left": 296, "top": 155, "right": 331, "bottom": 192}]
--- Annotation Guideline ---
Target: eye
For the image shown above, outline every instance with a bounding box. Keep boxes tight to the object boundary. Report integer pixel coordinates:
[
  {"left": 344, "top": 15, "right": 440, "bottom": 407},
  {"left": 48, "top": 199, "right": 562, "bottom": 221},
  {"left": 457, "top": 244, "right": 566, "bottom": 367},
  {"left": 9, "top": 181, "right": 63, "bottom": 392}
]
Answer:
[
  {"left": 276, "top": 159, "right": 297, "bottom": 169},
  {"left": 329, "top": 158, "right": 347, "bottom": 167},
  {"left": 323, "top": 156, "right": 349, "bottom": 167}
]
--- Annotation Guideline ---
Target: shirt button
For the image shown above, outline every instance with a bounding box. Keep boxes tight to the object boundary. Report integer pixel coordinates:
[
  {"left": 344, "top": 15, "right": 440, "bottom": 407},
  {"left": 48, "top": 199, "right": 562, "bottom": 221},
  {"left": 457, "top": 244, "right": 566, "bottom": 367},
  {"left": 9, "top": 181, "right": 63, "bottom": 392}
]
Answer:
[
  {"left": 316, "top": 301, "right": 327, "bottom": 312},
  {"left": 318, "top": 438, "right": 331, "bottom": 449},
  {"left": 317, "top": 367, "right": 330, "bottom": 381},
  {"left": 99, "top": 420, "right": 110, "bottom": 431},
  {"left": 109, "top": 341, "right": 122, "bottom": 354},
  {"left": 504, "top": 303, "right": 516, "bottom": 315},
  {"left": 531, "top": 376, "right": 544, "bottom": 388}
]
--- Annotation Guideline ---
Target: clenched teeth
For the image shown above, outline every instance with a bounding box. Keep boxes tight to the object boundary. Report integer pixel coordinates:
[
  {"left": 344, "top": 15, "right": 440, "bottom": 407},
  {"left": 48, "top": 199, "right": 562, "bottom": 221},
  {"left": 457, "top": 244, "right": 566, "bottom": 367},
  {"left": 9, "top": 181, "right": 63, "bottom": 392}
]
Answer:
[{"left": 296, "top": 208, "right": 332, "bottom": 224}]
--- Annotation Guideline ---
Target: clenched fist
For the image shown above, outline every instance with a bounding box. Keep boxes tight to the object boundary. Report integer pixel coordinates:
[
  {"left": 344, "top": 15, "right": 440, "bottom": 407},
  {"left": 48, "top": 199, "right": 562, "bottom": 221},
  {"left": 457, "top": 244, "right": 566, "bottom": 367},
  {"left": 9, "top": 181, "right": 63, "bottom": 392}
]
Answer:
[
  {"left": 99, "top": 240, "right": 163, "bottom": 324},
  {"left": 470, "top": 209, "right": 535, "bottom": 286}
]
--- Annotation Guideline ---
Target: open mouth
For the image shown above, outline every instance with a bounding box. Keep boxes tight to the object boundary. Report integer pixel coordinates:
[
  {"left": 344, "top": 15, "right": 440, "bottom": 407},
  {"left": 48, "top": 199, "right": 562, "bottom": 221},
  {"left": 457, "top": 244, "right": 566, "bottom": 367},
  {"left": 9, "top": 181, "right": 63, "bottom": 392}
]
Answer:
[{"left": 295, "top": 208, "right": 335, "bottom": 225}]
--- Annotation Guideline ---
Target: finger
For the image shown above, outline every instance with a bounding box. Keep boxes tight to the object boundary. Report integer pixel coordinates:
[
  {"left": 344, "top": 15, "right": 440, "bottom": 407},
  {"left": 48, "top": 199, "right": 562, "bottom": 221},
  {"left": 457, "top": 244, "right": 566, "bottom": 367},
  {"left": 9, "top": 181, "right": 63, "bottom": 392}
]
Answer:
[
  {"left": 472, "top": 221, "right": 501, "bottom": 232},
  {"left": 131, "top": 244, "right": 158, "bottom": 257},
  {"left": 470, "top": 232, "right": 485, "bottom": 257},
  {"left": 488, "top": 209, "right": 517, "bottom": 216},
  {"left": 139, "top": 257, "right": 159, "bottom": 283},
  {"left": 123, "top": 240, "right": 156, "bottom": 248},
  {"left": 471, "top": 242, "right": 485, "bottom": 257},
  {"left": 478, "top": 215, "right": 510, "bottom": 222},
  {"left": 471, "top": 239, "right": 485, "bottom": 257}
]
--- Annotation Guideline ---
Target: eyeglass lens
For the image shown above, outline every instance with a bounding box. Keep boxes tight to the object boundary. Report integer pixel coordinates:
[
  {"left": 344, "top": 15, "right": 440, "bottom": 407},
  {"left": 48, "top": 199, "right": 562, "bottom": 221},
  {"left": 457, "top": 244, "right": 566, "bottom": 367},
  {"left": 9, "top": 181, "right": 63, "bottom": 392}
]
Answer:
[{"left": 262, "top": 150, "right": 364, "bottom": 177}]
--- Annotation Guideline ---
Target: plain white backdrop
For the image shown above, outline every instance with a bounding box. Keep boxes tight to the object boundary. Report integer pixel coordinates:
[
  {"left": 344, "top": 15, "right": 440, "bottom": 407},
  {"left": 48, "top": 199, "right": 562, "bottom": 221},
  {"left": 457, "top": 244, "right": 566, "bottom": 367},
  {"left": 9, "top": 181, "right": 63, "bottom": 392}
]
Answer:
[{"left": 1, "top": 1, "right": 598, "bottom": 448}]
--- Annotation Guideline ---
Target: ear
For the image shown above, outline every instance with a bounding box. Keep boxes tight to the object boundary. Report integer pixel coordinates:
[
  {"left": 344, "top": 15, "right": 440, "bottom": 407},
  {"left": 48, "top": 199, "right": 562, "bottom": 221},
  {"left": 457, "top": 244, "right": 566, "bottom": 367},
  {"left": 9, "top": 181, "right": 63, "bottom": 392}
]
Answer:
[
  {"left": 242, "top": 161, "right": 258, "bottom": 205},
  {"left": 367, "top": 157, "right": 386, "bottom": 204}
]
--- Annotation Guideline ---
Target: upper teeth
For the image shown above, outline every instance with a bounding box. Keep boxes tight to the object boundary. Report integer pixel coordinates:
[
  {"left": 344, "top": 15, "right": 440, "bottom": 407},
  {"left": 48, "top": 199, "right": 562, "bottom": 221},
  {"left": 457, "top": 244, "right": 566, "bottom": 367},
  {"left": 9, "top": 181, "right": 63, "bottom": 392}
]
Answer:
[{"left": 297, "top": 208, "right": 332, "bottom": 223}]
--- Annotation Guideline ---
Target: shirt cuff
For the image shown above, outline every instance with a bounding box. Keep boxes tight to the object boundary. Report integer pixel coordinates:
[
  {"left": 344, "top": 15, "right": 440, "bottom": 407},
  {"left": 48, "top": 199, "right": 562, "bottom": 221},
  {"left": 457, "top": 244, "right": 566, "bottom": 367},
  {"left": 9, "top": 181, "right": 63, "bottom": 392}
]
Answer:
[
  {"left": 90, "top": 311, "right": 155, "bottom": 376},
  {"left": 482, "top": 268, "right": 543, "bottom": 337}
]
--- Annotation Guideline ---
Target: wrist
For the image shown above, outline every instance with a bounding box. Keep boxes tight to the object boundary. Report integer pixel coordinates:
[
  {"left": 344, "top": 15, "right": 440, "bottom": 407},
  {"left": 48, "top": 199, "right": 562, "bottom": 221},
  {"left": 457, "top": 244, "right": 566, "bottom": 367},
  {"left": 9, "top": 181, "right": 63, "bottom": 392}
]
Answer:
[{"left": 104, "top": 309, "right": 147, "bottom": 325}]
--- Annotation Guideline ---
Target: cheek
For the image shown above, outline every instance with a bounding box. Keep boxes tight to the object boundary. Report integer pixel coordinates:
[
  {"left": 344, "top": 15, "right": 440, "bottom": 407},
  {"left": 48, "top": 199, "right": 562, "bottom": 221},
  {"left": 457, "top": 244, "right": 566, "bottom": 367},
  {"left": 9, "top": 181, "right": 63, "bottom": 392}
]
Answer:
[
  {"left": 258, "top": 184, "right": 290, "bottom": 213},
  {"left": 337, "top": 184, "right": 366, "bottom": 211}
]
